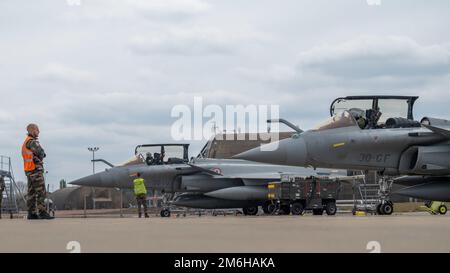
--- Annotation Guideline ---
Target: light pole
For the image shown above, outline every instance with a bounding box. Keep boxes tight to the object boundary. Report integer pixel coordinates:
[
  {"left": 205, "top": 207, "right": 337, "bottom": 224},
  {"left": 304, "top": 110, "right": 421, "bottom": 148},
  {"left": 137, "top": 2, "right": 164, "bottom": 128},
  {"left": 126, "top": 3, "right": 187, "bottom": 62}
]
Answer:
[
  {"left": 88, "top": 147, "right": 99, "bottom": 174},
  {"left": 88, "top": 147, "right": 99, "bottom": 210}
]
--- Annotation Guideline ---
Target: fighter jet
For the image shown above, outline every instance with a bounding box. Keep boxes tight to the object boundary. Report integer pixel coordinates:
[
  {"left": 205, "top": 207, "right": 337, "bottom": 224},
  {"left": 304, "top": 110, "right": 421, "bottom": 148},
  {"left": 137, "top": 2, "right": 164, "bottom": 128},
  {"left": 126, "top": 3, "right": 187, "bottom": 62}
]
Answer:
[
  {"left": 70, "top": 143, "right": 344, "bottom": 217},
  {"left": 235, "top": 96, "right": 450, "bottom": 203}
]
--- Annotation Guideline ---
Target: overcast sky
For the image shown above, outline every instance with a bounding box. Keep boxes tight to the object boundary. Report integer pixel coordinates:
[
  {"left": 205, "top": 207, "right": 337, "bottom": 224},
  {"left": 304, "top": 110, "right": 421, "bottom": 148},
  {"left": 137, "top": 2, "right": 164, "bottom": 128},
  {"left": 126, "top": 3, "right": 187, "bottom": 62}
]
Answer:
[{"left": 1, "top": 0, "right": 450, "bottom": 189}]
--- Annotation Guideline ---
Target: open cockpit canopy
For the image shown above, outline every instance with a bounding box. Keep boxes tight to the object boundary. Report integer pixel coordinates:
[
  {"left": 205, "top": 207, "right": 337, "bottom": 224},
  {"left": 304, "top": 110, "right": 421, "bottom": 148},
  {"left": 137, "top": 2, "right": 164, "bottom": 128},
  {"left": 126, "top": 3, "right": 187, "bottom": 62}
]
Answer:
[
  {"left": 313, "top": 110, "right": 358, "bottom": 131},
  {"left": 120, "top": 144, "right": 190, "bottom": 166},
  {"left": 329, "top": 96, "right": 420, "bottom": 129}
]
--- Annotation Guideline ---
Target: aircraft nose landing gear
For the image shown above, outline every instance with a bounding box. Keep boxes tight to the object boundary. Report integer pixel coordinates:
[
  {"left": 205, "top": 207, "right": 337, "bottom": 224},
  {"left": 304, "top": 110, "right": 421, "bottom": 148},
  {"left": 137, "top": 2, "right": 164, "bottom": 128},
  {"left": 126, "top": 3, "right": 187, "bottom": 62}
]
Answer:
[{"left": 160, "top": 209, "right": 171, "bottom": 217}]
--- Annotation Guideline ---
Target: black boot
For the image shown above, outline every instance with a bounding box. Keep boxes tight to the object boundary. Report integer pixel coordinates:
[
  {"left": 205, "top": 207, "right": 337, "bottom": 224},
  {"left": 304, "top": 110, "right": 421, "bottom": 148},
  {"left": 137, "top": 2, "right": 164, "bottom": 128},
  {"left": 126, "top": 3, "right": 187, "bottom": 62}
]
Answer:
[
  {"left": 145, "top": 213, "right": 149, "bottom": 218},
  {"left": 27, "top": 211, "right": 40, "bottom": 220},
  {"left": 38, "top": 211, "right": 55, "bottom": 220}
]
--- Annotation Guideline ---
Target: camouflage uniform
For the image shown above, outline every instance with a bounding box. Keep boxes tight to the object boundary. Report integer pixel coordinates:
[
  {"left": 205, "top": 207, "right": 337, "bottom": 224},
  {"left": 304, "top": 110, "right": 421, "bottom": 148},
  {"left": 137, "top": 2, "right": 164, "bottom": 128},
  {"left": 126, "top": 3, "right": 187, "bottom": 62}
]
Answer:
[
  {"left": 0, "top": 176, "right": 5, "bottom": 218},
  {"left": 136, "top": 194, "right": 148, "bottom": 217},
  {"left": 25, "top": 136, "right": 47, "bottom": 214}
]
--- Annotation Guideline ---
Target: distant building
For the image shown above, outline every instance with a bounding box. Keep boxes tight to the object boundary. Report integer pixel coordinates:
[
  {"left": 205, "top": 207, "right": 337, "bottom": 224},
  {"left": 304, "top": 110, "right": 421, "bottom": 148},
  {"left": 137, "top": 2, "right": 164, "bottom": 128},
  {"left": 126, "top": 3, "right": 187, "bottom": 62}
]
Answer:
[
  {"left": 49, "top": 187, "right": 135, "bottom": 210},
  {"left": 199, "top": 132, "right": 294, "bottom": 159}
]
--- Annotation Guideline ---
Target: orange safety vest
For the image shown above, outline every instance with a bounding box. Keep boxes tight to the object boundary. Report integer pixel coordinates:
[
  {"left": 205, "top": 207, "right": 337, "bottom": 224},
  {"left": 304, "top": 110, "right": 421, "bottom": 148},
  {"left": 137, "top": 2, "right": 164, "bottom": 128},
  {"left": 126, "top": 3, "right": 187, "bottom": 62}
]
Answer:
[{"left": 22, "top": 136, "right": 36, "bottom": 172}]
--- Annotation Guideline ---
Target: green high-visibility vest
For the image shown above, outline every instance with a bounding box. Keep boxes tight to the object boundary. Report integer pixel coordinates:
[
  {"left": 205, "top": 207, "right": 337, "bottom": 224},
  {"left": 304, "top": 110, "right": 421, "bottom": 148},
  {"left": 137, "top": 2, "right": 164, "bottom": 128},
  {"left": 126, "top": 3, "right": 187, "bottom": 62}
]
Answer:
[{"left": 133, "top": 178, "right": 147, "bottom": 195}]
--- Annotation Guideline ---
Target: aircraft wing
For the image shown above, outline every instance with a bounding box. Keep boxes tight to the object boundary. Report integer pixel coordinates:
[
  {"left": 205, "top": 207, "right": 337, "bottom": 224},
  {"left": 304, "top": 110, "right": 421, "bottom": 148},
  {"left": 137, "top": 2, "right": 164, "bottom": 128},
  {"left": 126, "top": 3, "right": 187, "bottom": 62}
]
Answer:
[{"left": 187, "top": 165, "right": 280, "bottom": 180}]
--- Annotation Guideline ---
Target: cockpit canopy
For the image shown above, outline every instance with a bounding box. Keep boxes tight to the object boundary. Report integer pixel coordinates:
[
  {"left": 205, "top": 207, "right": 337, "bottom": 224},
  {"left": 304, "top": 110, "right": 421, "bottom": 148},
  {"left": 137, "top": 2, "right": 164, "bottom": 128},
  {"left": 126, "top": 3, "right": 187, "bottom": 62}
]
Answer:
[
  {"left": 329, "top": 96, "right": 420, "bottom": 130},
  {"left": 120, "top": 144, "right": 190, "bottom": 166},
  {"left": 313, "top": 111, "right": 358, "bottom": 131}
]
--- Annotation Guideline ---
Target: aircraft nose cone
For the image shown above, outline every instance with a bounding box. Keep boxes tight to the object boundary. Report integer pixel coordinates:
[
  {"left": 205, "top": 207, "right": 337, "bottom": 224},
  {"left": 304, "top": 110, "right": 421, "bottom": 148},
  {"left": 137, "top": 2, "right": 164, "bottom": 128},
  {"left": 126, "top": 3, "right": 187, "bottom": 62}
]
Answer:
[
  {"left": 233, "top": 141, "right": 287, "bottom": 165},
  {"left": 69, "top": 167, "right": 131, "bottom": 188},
  {"left": 233, "top": 137, "right": 308, "bottom": 166},
  {"left": 69, "top": 172, "right": 104, "bottom": 187}
]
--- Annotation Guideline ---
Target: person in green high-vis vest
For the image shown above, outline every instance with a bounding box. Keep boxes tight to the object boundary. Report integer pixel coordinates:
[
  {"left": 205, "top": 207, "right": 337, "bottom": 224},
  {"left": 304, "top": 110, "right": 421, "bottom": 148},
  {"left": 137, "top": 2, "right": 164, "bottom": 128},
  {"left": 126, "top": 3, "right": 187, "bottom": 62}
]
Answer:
[{"left": 133, "top": 173, "right": 149, "bottom": 218}]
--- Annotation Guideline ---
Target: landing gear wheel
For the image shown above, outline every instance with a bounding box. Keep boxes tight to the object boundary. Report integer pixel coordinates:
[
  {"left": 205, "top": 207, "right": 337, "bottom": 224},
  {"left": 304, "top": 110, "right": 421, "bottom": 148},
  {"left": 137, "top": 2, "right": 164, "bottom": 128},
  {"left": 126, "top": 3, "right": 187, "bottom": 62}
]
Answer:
[
  {"left": 376, "top": 204, "right": 383, "bottom": 215},
  {"left": 439, "top": 205, "right": 447, "bottom": 215},
  {"left": 160, "top": 209, "right": 171, "bottom": 217},
  {"left": 291, "top": 202, "right": 304, "bottom": 216},
  {"left": 262, "top": 202, "right": 276, "bottom": 214},
  {"left": 381, "top": 203, "right": 393, "bottom": 215},
  {"left": 243, "top": 206, "right": 258, "bottom": 216},
  {"left": 312, "top": 209, "right": 323, "bottom": 216},
  {"left": 280, "top": 205, "right": 291, "bottom": 215},
  {"left": 325, "top": 202, "right": 337, "bottom": 216}
]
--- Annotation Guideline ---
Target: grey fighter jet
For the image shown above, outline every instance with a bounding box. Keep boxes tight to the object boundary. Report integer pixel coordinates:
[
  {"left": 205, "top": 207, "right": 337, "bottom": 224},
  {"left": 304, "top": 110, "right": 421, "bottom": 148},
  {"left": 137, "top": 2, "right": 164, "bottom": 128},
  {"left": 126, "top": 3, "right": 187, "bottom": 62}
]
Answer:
[
  {"left": 70, "top": 144, "right": 343, "bottom": 217},
  {"left": 235, "top": 96, "right": 450, "bottom": 203}
]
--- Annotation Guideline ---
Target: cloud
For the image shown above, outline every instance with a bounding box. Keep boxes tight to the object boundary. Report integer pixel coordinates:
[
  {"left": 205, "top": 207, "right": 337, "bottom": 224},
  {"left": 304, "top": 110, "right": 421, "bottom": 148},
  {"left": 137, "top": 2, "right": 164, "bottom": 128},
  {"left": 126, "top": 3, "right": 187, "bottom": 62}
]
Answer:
[
  {"left": 0, "top": 109, "right": 14, "bottom": 123},
  {"left": 51, "top": 89, "right": 269, "bottom": 129},
  {"left": 136, "top": 0, "right": 210, "bottom": 20},
  {"left": 69, "top": 0, "right": 210, "bottom": 22},
  {"left": 34, "top": 63, "right": 94, "bottom": 84},
  {"left": 235, "top": 36, "right": 450, "bottom": 92},
  {"left": 129, "top": 26, "right": 269, "bottom": 55},
  {"left": 236, "top": 65, "right": 297, "bottom": 82},
  {"left": 297, "top": 35, "right": 450, "bottom": 79}
]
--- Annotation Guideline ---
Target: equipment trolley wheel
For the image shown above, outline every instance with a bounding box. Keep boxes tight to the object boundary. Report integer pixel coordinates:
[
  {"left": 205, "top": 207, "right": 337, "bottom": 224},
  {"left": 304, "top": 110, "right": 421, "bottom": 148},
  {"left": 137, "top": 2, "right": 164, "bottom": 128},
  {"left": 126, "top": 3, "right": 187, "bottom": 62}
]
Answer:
[
  {"left": 439, "top": 205, "right": 448, "bottom": 215},
  {"left": 291, "top": 202, "right": 304, "bottom": 215},
  {"left": 325, "top": 202, "right": 337, "bottom": 216}
]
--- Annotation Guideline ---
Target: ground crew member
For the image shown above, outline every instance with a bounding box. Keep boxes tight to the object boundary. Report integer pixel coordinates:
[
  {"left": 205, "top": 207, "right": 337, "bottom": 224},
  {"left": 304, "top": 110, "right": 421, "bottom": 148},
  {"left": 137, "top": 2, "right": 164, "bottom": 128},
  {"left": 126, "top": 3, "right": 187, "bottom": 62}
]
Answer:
[
  {"left": 133, "top": 173, "right": 149, "bottom": 218},
  {"left": 0, "top": 175, "right": 5, "bottom": 219},
  {"left": 21, "top": 124, "right": 54, "bottom": 220}
]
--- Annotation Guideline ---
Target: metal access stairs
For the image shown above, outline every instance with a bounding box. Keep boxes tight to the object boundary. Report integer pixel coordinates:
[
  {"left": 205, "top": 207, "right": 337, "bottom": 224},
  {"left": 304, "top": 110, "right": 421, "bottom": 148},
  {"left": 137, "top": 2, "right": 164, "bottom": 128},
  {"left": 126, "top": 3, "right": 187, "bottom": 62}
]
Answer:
[
  {"left": 352, "top": 171, "right": 393, "bottom": 214},
  {"left": 355, "top": 182, "right": 381, "bottom": 212},
  {"left": 1, "top": 156, "right": 25, "bottom": 217}
]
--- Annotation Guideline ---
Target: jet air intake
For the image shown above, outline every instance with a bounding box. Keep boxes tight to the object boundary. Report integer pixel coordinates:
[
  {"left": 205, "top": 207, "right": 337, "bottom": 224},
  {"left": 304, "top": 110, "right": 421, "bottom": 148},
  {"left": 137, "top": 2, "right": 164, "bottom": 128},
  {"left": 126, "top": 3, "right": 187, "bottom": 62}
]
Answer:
[{"left": 399, "top": 145, "right": 450, "bottom": 175}]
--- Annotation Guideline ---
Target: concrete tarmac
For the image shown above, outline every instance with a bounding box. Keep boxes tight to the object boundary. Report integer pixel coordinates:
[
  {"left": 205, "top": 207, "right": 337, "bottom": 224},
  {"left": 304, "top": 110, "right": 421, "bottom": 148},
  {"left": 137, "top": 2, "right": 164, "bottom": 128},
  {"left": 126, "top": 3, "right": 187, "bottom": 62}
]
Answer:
[{"left": 0, "top": 213, "right": 449, "bottom": 253}]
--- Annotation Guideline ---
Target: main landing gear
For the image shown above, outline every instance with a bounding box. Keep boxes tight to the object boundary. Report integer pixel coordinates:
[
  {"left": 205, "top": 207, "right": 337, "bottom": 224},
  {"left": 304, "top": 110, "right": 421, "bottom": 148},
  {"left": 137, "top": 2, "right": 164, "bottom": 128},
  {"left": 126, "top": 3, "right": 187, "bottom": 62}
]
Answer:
[{"left": 376, "top": 201, "right": 394, "bottom": 215}]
